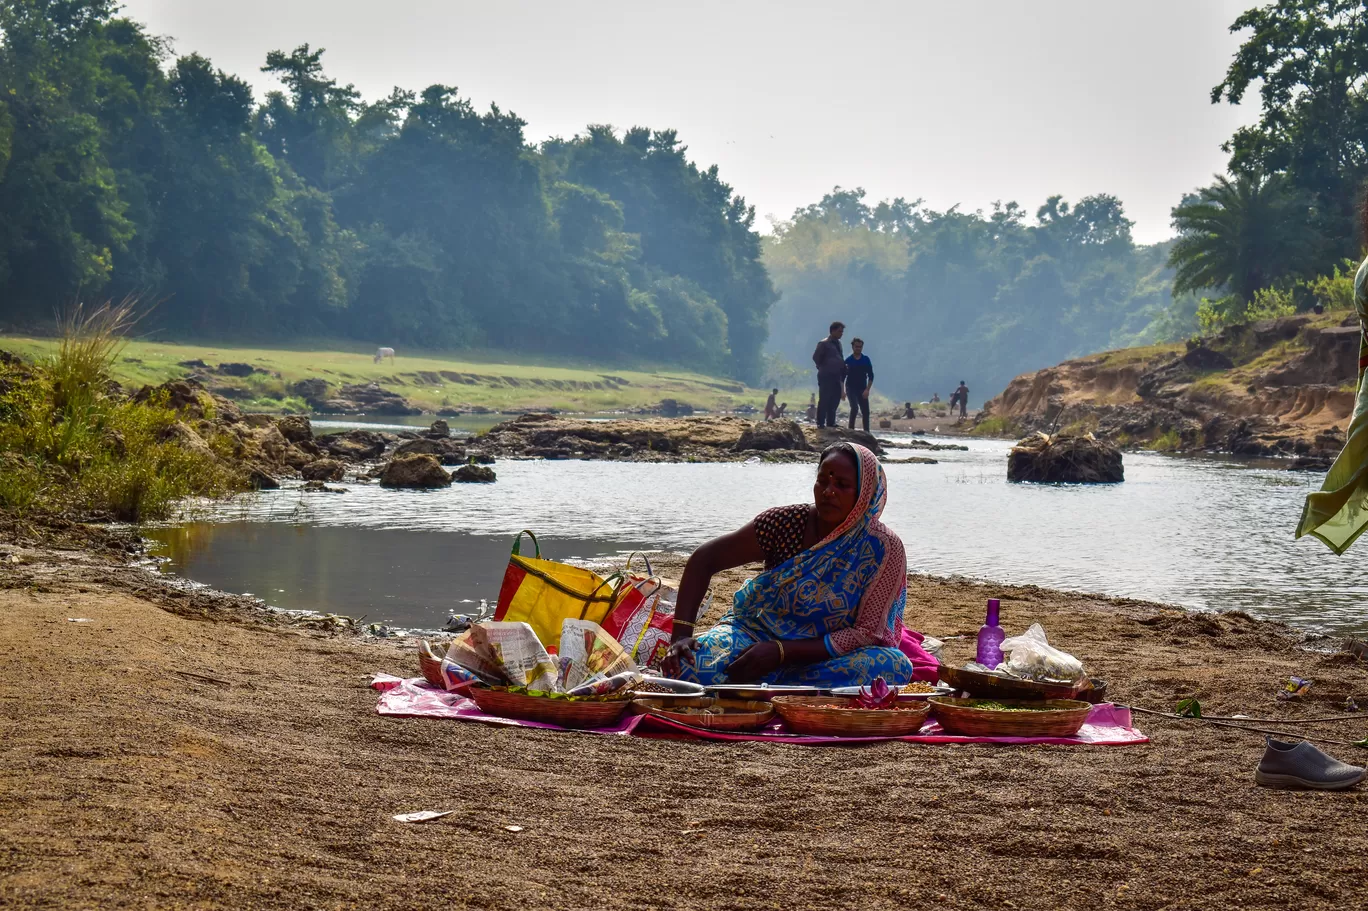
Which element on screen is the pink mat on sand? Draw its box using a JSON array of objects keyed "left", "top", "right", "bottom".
[{"left": 370, "top": 676, "right": 1148, "bottom": 746}]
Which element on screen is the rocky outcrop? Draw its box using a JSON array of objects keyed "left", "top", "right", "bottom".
[
  {"left": 733, "top": 420, "right": 810, "bottom": 452},
  {"left": 809, "top": 426, "right": 885, "bottom": 456},
  {"left": 885, "top": 438, "right": 969, "bottom": 452},
  {"left": 379, "top": 454, "right": 452, "bottom": 488},
  {"left": 301, "top": 480, "right": 346, "bottom": 493},
  {"left": 316, "top": 430, "right": 388, "bottom": 462},
  {"left": 301, "top": 458, "right": 345, "bottom": 482},
  {"left": 276, "top": 415, "right": 313, "bottom": 445},
  {"left": 976, "top": 313, "right": 1361, "bottom": 465},
  {"left": 134, "top": 378, "right": 242, "bottom": 425},
  {"left": 451, "top": 464, "right": 496, "bottom": 483},
  {"left": 475, "top": 414, "right": 833, "bottom": 463},
  {"left": 426, "top": 420, "right": 450, "bottom": 438},
  {"left": 468, "top": 415, "right": 913, "bottom": 463},
  {"left": 247, "top": 467, "right": 280, "bottom": 490},
  {"left": 1008, "top": 433, "right": 1124, "bottom": 484},
  {"left": 159, "top": 421, "right": 217, "bottom": 461},
  {"left": 318, "top": 383, "right": 419, "bottom": 416},
  {"left": 394, "top": 437, "right": 466, "bottom": 464},
  {"left": 289, "top": 378, "right": 331, "bottom": 407}
]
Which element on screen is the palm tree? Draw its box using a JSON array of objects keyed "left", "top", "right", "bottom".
[{"left": 1168, "top": 172, "right": 1317, "bottom": 302}]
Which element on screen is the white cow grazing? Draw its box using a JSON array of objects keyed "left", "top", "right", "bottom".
[{"left": 374, "top": 347, "right": 396, "bottom": 364}]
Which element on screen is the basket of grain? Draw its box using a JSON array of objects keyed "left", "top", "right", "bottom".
[
  {"left": 928, "top": 697, "right": 1092, "bottom": 737},
  {"left": 771, "top": 695, "right": 931, "bottom": 737}
]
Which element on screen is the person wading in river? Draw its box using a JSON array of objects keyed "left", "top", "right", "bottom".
[
  {"left": 764, "top": 389, "right": 787, "bottom": 421},
  {"left": 812, "top": 321, "right": 846, "bottom": 429}
]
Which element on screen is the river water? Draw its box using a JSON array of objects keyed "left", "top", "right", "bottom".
[{"left": 146, "top": 436, "right": 1368, "bottom": 635}]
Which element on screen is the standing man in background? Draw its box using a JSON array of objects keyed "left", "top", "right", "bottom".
[
  {"left": 955, "top": 380, "right": 970, "bottom": 419},
  {"left": 845, "top": 338, "right": 874, "bottom": 433},
  {"left": 811, "top": 321, "right": 846, "bottom": 429}
]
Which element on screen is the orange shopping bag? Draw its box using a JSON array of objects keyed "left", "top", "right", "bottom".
[{"left": 493, "top": 531, "right": 621, "bottom": 650}]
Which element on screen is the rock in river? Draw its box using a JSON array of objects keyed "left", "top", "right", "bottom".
[
  {"left": 394, "top": 437, "right": 466, "bottom": 464},
  {"left": 320, "top": 382, "right": 420, "bottom": 416},
  {"left": 301, "top": 458, "right": 345, "bottom": 482},
  {"left": 452, "top": 464, "right": 496, "bottom": 483},
  {"left": 1007, "top": 433, "right": 1123, "bottom": 484},
  {"left": 276, "top": 414, "right": 313, "bottom": 444},
  {"left": 733, "top": 420, "right": 811, "bottom": 452},
  {"left": 380, "top": 453, "right": 452, "bottom": 489},
  {"left": 317, "top": 430, "right": 388, "bottom": 462}
]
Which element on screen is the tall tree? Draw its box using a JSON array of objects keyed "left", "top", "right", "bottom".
[
  {"left": 1213, "top": 0, "right": 1368, "bottom": 259},
  {"left": 1168, "top": 172, "right": 1317, "bottom": 301},
  {"left": 0, "top": 0, "right": 131, "bottom": 314},
  {"left": 255, "top": 44, "right": 361, "bottom": 191}
]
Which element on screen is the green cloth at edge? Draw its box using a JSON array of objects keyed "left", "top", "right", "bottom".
[{"left": 1296, "top": 256, "right": 1368, "bottom": 554}]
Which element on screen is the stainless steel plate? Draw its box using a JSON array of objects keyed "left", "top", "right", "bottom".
[
  {"left": 829, "top": 684, "right": 954, "bottom": 701},
  {"left": 703, "top": 684, "right": 823, "bottom": 701}
]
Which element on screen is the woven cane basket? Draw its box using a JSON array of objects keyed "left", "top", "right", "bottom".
[
  {"left": 928, "top": 697, "right": 1092, "bottom": 737},
  {"left": 936, "top": 665, "right": 1083, "bottom": 700},
  {"left": 417, "top": 641, "right": 445, "bottom": 688},
  {"left": 632, "top": 697, "right": 774, "bottom": 731},
  {"left": 771, "top": 696, "right": 930, "bottom": 737},
  {"left": 470, "top": 686, "right": 631, "bottom": 728}
]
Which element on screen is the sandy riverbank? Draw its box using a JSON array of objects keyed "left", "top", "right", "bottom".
[{"left": 3, "top": 531, "right": 1368, "bottom": 910}]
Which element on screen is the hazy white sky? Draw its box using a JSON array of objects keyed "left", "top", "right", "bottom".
[{"left": 120, "top": 0, "right": 1260, "bottom": 244}]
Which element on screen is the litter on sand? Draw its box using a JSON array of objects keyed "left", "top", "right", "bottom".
[{"left": 392, "top": 811, "right": 455, "bottom": 823}]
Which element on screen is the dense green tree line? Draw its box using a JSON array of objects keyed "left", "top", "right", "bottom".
[
  {"left": 763, "top": 188, "right": 1196, "bottom": 403},
  {"left": 0, "top": 1, "right": 774, "bottom": 380}
]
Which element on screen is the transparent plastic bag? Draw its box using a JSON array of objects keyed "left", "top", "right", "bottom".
[{"left": 998, "top": 623, "right": 1085, "bottom": 684}]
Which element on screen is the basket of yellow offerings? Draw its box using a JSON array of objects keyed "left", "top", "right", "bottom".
[
  {"left": 631, "top": 697, "right": 774, "bottom": 732},
  {"left": 470, "top": 686, "right": 633, "bottom": 728},
  {"left": 928, "top": 697, "right": 1092, "bottom": 737},
  {"left": 771, "top": 695, "right": 931, "bottom": 737}
]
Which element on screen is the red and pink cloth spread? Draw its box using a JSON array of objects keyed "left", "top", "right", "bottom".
[{"left": 370, "top": 675, "right": 1148, "bottom": 747}]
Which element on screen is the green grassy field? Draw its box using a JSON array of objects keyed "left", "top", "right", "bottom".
[{"left": 0, "top": 335, "right": 770, "bottom": 414}]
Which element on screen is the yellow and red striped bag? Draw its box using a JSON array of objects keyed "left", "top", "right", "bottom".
[{"left": 493, "top": 531, "right": 621, "bottom": 650}]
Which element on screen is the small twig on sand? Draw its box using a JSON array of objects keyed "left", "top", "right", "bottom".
[
  {"left": 1196, "top": 712, "right": 1366, "bottom": 725},
  {"left": 169, "top": 669, "right": 231, "bottom": 687},
  {"left": 1126, "top": 706, "right": 1364, "bottom": 748}
]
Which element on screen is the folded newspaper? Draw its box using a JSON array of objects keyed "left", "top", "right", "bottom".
[
  {"left": 443, "top": 619, "right": 639, "bottom": 696},
  {"left": 468, "top": 621, "right": 558, "bottom": 690}
]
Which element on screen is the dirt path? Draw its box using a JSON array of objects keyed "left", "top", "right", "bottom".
[{"left": 3, "top": 540, "right": 1368, "bottom": 910}]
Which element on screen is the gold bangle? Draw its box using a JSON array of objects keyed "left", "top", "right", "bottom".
[
  {"left": 673, "top": 618, "right": 695, "bottom": 629},
  {"left": 775, "top": 640, "right": 786, "bottom": 664}
]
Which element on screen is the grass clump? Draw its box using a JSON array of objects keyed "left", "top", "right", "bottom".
[
  {"left": 1144, "top": 429, "right": 1183, "bottom": 452},
  {"left": 971, "top": 415, "right": 1024, "bottom": 439},
  {"left": 0, "top": 302, "right": 243, "bottom": 522}
]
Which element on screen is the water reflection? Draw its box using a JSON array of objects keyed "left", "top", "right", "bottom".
[
  {"left": 154, "top": 436, "right": 1368, "bottom": 635},
  {"left": 147, "top": 523, "right": 651, "bottom": 629}
]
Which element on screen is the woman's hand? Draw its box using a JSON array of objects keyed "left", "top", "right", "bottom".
[
  {"left": 725, "top": 641, "right": 783, "bottom": 683},
  {"left": 659, "top": 637, "right": 698, "bottom": 678}
]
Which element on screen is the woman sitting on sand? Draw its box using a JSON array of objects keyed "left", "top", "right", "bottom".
[{"left": 660, "top": 442, "right": 935, "bottom": 687}]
